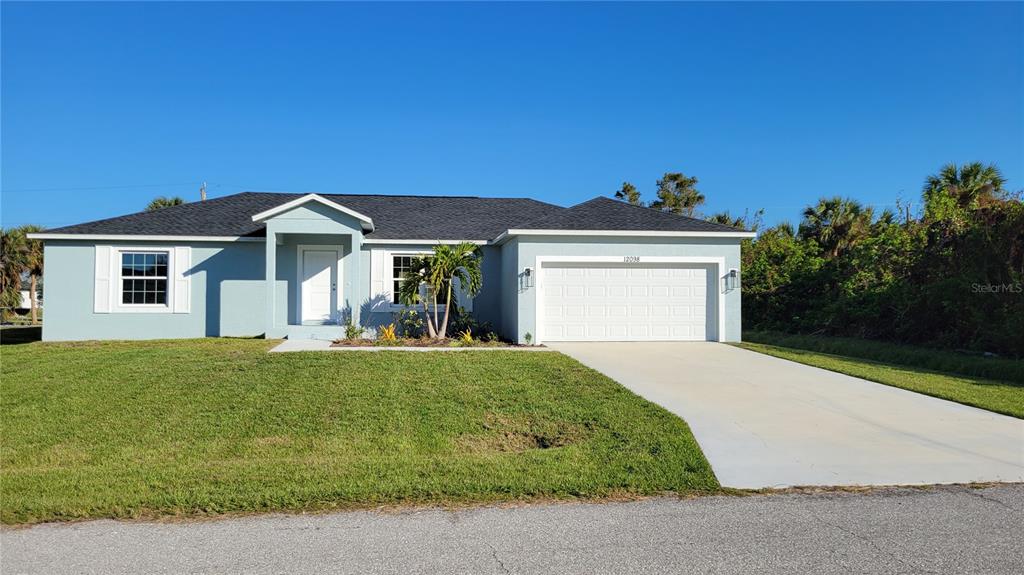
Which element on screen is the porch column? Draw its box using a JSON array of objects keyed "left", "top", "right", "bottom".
[{"left": 265, "top": 230, "right": 276, "bottom": 336}]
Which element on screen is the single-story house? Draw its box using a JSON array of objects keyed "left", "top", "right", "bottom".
[{"left": 28, "top": 192, "right": 754, "bottom": 343}]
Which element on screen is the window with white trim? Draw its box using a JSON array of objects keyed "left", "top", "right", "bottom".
[
  {"left": 392, "top": 255, "right": 414, "bottom": 305},
  {"left": 120, "top": 251, "right": 169, "bottom": 305}
]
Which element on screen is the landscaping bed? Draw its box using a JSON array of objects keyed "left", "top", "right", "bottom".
[
  {"left": 1, "top": 338, "right": 717, "bottom": 525},
  {"left": 331, "top": 337, "right": 521, "bottom": 348}
]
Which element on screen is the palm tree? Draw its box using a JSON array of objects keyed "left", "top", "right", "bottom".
[
  {"left": 18, "top": 225, "right": 44, "bottom": 324},
  {"left": 146, "top": 196, "right": 185, "bottom": 211},
  {"left": 397, "top": 242, "right": 483, "bottom": 340},
  {"left": 706, "top": 209, "right": 764, "bottom": 232},
  {"left": 798, "top": 197, "right": 874, "bottom": 258},
  {"left": 398, "top": 255, "right": 439, "bottom": 338},
  {"left": 430, "top": 242, "right": 483, "bottom": 337},
  {"left": 613, "top": 182, "right": 642, "bottom": 205},
  {"left": 0, "top": 228, "right": 29, "bottom": 319},
  {"left": 650, "top": 172, "right": 704, "bottom": 217},
  {"left": 923, "top": 162, "right": 1006, "bottom": 212}
]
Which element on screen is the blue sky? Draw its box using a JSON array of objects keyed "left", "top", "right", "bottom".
[{"left": 2, "top": 1, "right": 1021, "bottom": 230}]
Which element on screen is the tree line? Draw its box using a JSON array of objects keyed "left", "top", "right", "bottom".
[{"left": 615, "top": 163, "right": 1023, "bottom": 357}]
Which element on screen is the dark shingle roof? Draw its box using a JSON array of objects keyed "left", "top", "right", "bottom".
[
  {"left": 513, "top": 197, "right": 746, "bottom": 233},
  {"left": 44, "top": 192, "right": 745, "bottom": 239}
]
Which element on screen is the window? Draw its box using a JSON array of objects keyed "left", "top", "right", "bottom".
[
  {"left": 392, "top": 255, "right": 414, "bottom": 304},
  {"left": 120, "top": 251, "right": 168, "bottom": 305}
]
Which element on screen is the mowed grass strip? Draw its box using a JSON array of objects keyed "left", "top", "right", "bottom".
[
  {"left": 0, "top": 339, "right": 717, "bottom": 525},
  {"left": 736, "top": 341, "right": 1024, "bottom": 419}
]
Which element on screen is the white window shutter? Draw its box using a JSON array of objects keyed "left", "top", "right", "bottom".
[
  {"left": 172, "top": 247, "right": 191, "bottom": 313},
  {"left": 94, "top": 246, "right": 113, "bottom": 313},
  {"left": 370, "top": 249, "right": 388, "bottom": 310}
]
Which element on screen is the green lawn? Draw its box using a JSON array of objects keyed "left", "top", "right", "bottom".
[
  {"left": 736, "top": 339, "right": 1024, "bottom": 419},
  {"left": 0, "top": 339, "right": 717, "bottom": 525}
]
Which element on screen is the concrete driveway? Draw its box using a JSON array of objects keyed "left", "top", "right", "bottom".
[{"left": 551, "top": 342, "right": 1024, "bottom": 488}]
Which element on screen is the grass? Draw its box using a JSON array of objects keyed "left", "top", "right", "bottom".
[
  {"left": 744, "top": 331, "right": 1024, "bottom": 384},
  {"left": 736, "top": 339, "right": 1024, "bottom": 419},
  {"left": 0, "top": 339, "right": 717, "bottom": 525}
]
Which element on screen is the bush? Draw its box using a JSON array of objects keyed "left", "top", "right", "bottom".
[
  {"left": 344, "top": 320, "right": 365, "bottom": 340},
  {"left": 394, "top": 308, "right": 425, "bottom": 338},
  {"left": 447, "top": 306, "right": 495, "bottom": 340}
]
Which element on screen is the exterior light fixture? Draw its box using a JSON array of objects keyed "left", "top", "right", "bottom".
[
  {"left": 726, "top": 268, "right": 739, "bottom": 291},
  {"left": 523, "top": 267, "right": 534, "bottom": 288}
]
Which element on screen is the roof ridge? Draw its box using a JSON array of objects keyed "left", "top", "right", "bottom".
[
  {"left": 587, "top": 196, "right": 744, "bottom": 232},
  {"left": 238, "top": 190, "right": 560, "bottom": 203}
]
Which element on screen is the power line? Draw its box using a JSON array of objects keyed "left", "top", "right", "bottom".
[{"left": 0, "top": 182, "right": 203, "bottom": 194}]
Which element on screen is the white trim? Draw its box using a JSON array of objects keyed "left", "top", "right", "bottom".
[
  {"left": 93, "top": 246, "right": 113, "bottom": 313},
  {"left": 493, "top": 229, "right": 755, "bottom": 244},
  {"left": 385, "top": 250, "right": 449, "bottom": 312},
  {"left": 111, "top": 246, "right": 177, "bottom": 314},
  {"left": 29, "top": 233, "right": 262, "bottom": 242},
  {"left": 533, "top": 255, "right": 727, "bottom": 345},
  {"left": 172, "top": 247, "right": 191, "bottom": 314},
  {"left": 362, "top": 239, "right": 487, "bottom": 245},
  {"left": 296, "top": 244, "right": 344, "bottom": 324},
  {"left": 251, "top": 193, "right": 375, "bottom": 231}
]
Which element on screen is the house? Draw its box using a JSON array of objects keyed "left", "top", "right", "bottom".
[{"left": 28, "top": 192, "right": 754, "bottom": 343}]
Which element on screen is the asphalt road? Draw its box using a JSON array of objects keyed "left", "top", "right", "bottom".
[{"left": 2, "top": 485, "right": 1022, "bottom": 574}]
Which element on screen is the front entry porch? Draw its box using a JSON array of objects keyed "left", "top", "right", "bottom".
[
  {"left": 264, "top": 231, "right": 360, "bottom": 340},
  {"left": 253, "top": 194, "right": 375, "bottom": 340}
]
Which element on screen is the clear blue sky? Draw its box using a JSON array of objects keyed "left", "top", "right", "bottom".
[{"left": 2, "top": 1, "right": 1021, "bottom": 230}]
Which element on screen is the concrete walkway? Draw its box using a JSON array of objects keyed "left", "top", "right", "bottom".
[
  {"left": 551, "top": 342, "right": 1024, "bottom": 488},
  {"left": 3, "top": 485, "right": 1021, "bottom": 574}
]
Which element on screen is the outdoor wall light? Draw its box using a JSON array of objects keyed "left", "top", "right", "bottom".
[
  {"left": 726, "top": 268, "right": 740, "bottom": 291},
  {"left": 523, "top": 267, "right": 534, "bottom": 288}
]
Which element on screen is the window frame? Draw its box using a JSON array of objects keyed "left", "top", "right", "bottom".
[
  {"left": 115, "top": 248, "right": 173, "bottom": 312},
  {"left": 388, "top": 252, "right": 447, "bottom": 311}
]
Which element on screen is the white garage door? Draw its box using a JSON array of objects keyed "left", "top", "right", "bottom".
[{"left": 541, "top": 263, "right": 711, "bottom": 342}]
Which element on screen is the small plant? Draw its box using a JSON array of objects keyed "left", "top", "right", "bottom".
[
  {"left": 344, "top": 320, "right": 365, "bottom": 340},
  {"left": 394, "top": 308, "right": 424, "bottom": 338},
  {"left": 379, "top": 323, "right": 397, "bottom": 342},
  {"left": 524, "top": 332, "right": 533, "bottom": 346},
  {"left": 459, "top": 328, "right": 474, "bottom": 344}
]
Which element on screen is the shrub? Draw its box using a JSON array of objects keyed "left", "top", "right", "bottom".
[
  {"left": 394, "top": 308, "right": 425, "bottom": 338},
  {"left": 344, "top": 320, "right": 365, "bottom": 340},
  {"left": 379, "top": 323, "right": 397, "bottom": 342}
]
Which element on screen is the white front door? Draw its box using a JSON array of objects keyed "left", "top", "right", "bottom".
[
  {"left": 541, "top": 263, "right": 712, "bottom": 341},
  {"left": 301, "top": 249, "right": 338, "bottom": 323}
]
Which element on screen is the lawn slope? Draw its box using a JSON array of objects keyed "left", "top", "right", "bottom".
[
  {"left": 737, "top": 338, "right": 1023, "bottom": 419},
  {"left": 1, "top": 339, "right": 717, "bottom": 525}
]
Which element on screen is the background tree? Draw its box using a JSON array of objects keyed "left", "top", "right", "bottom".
[
  {"left": 0, "top": 228, "right": 29, "bottom": 320},
  {"left": 146, "top": 196, "right": 185, "bottom": 211},
  {"left": 706, "top": 208, "right": 764, "bottom": 232},
  {"left": 18, "top": 225, "right": 44, "bottom": 324},
  {"left": 923, "top": 162, "right": 1006, "bottom": 213},
  {"left": 650, "top": 172, "right": 704, "bottom": 217},
  {"left": 798, "top": 197, "right": 874, "bottom": 258},
  {"left": 741, "top": 162, "right": 1022, "bottom": 357},
  {"left": 613, "top": 182, "right": 642, "bottom": 205}
]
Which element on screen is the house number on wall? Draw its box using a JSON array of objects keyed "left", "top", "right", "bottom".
[{"left": 623, "top": 256, "right": 641, "bottom": 263}]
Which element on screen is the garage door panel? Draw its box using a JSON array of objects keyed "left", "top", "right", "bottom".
[{"left": 542, "top": 262, "right": 711, "bottom": 342}]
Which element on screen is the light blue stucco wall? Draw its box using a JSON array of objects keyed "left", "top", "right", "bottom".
[
  {"left": 505, "top": 236, "right": 744, "bottom": 344},
  {"left": 41, "top": 240, "right": 266, "bottom": 341},
  {"left": 39, "top": 229, "right": 743, "bottom": 343}
]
